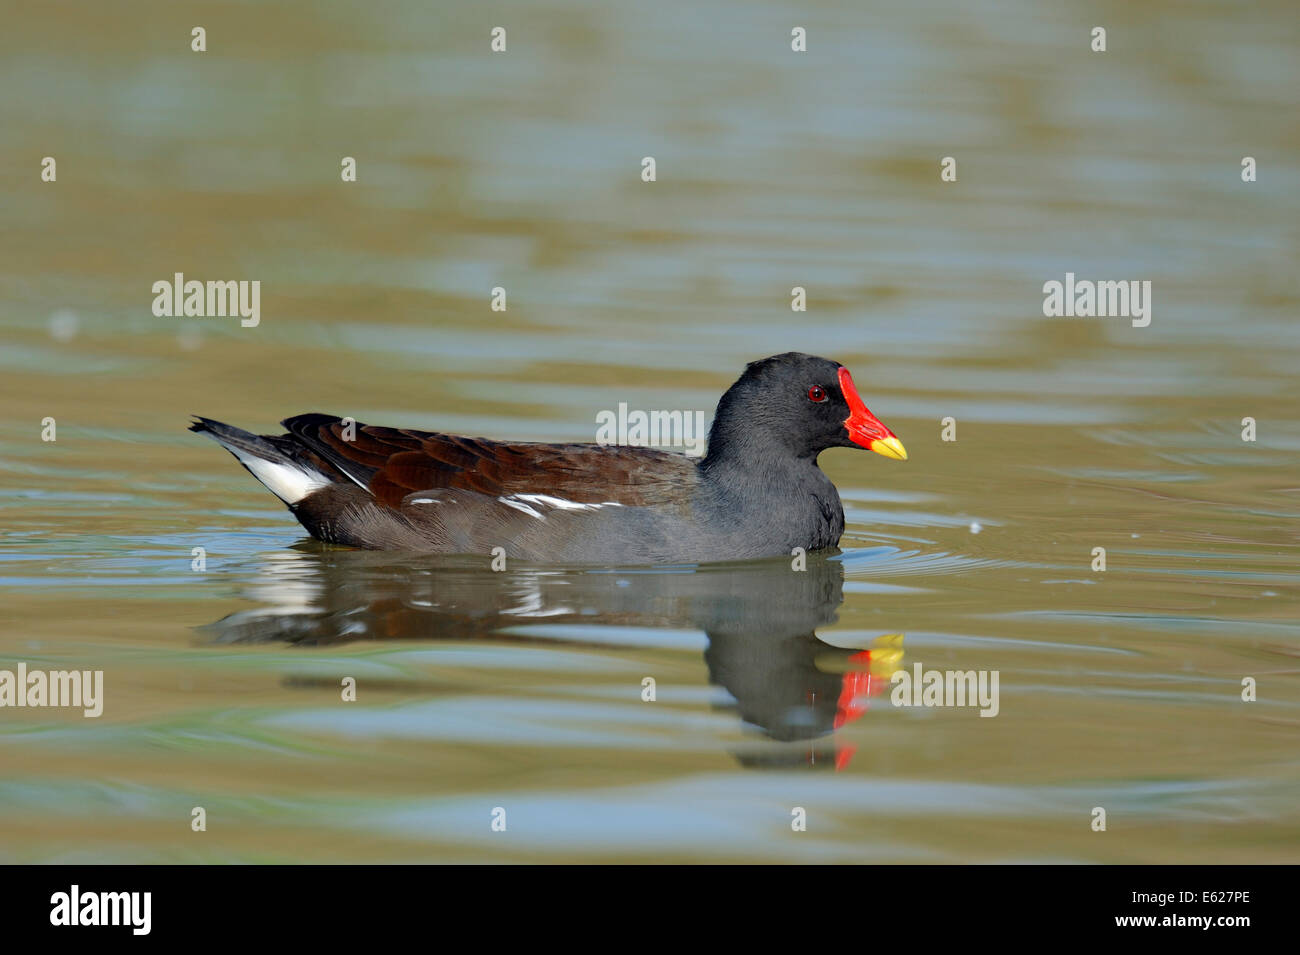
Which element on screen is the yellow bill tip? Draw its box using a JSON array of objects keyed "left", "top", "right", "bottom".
[{"left": 869, "top": 436, "right": 907, "bottom": 461}]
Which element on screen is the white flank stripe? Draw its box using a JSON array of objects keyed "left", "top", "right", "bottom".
[
  {"left": 509, "top": 494, "right": 624, "bottom": 512},
  {"left": 498, "top": 497, "right": 545, "bottom": 519}
]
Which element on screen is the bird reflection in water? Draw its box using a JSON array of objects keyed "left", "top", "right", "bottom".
[{"left": 199, "top": 547, "right": 903, "bottom": 769}]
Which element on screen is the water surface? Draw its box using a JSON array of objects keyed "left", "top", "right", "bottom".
[{"left": 1, "top": 0, "right": 1297, "bottom": 863}]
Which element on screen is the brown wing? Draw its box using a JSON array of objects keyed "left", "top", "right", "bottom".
[{"left": 281, "top": 414, "right": 697, "bottom": 509}]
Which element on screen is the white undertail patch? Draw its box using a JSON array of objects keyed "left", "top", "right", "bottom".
[{"left": 232, "top": 450, "right": 329, "bottom": 505}]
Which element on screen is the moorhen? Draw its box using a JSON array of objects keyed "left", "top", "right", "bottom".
[{"left": 190, "top": 352, "right": 906, "bottom": 563}]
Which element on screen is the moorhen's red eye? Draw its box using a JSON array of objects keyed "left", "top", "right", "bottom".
[{"left": 807, "top": 385, "right": 827, "bottom": 403}]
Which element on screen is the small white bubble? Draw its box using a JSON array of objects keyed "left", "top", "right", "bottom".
[
  {"left": 48, "top": 309, "right": 78, "bottom": 341},
  {"left": 969, "top": 521, "right": 982, "bottom": 534},
  {"left": 1131, "top": 533, "right": 1139, "bottom": 539}
]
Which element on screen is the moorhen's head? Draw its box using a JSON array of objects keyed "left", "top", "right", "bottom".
[{"left": 704, "top": 352, "right": 907, "bottom": 465}]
